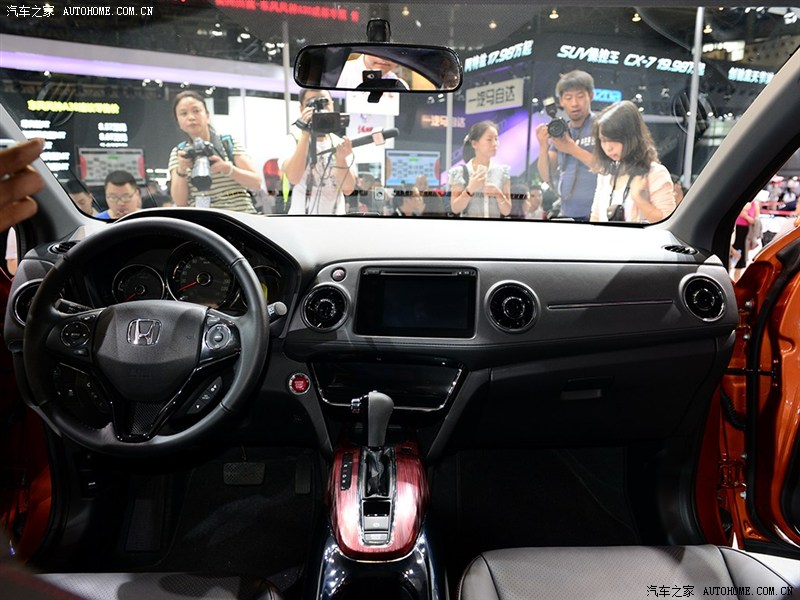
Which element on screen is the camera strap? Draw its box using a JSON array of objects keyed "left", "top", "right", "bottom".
[
  {"left": 608, "top": 170, "right": 632, "bottom": 206},
  {"left": 557, "top": 117, "right": 592, "bottom": 204}
]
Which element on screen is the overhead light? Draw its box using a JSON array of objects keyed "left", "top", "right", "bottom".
[
  {"left": 489, "top": 20, "right": 497, "bottom": 29},
  {"left": 703, "top": 23, "right": 712, "bottom": 34},
  {"left": 549, "top": 8, "right": 559, "bottom": 19},
  {"left": 415, "top": 19, "right": 421, "bottom": 28},
  {"left": 402, "top": 5, "right": 409, "bottom": 16},
  {"left": 784, "top": 11, "right": 797, "bottom": 24},
  {"left": 632, "top": 12, "right": 641, "bottom": 22}
]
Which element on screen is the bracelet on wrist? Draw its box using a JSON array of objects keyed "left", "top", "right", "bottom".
[
  {"left": 464, "top": 189, "right": 473, "bottom": 197},
  {"left": 175, "top": 170, "right": 188, "bottom": 178},
  {"left": 226, "top": 162, "right": 234, "bottom": 176}
]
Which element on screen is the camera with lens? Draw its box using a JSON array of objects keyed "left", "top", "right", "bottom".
[
  {"left": 543, "top": 96, "right": 568, "bottom": 138},
  {"left": 181, "top": 137, "right": 217, "bottom": 191},
  {"left": 307, "top": 97, "right": 350, "bottom": 136}
]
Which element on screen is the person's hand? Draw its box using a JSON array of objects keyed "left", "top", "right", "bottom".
[
  {"left": 300, "top": 105, "right": 316, "bottom": 128},
  {"left": 535, "top": 123, "right": 550, "bottom": 147},
  {"left": 175, "top": 150, "right": 194, "bottom": 175},
  {"left": 630, "top": 175, "right": 651, "bottom": 206},
  {"left": 410, "top": 194, "right": 425, "bottom": 215},
  {"left": 466, "top": 168, "right": 486, "bottom": 194},
  {"left": 1, "top": 138, "right": 44, "bottom": 231},
  {"left": 549, "top": 131, "right": 577, "bottom": 155},
  {"left": 482, "top": 183, "right": 504, "bottom": 198},
  {"left": 208, "top": 155, "right": 234, "bottom": 176},
  {"left": 335, "top": 137, "right": 353, "bottom": 163}
]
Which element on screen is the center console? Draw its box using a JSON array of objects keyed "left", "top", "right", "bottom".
[{"left": 307, "top": 392, "right": 446, "bottom": 600}]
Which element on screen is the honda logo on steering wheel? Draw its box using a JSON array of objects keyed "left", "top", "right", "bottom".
[{"left": 127, "top": 319, "right": 162, "bottom": 346}]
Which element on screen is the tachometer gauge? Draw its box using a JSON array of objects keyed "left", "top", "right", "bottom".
[
  {"left": 166, "top": 243, "right": 236, "bottom": 308},
  {"left": 112, "top": 265, "right": 165, "bottom": 303}
]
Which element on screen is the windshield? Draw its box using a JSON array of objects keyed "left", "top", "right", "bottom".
[{"left": 1, "top": 3, "right": 798, "bottom": 223}]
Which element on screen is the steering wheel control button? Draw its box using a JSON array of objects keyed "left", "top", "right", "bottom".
[
  {"left": 288, "top": 373, "right": 311, "bottom": 395},
  {"left": 61, "top": 321, "right": 91, "bottom": 348},
  {"left": 205, "top": 323, "right": 233, "bottom": 350},
  {"left": 188, "top": 376, "right": 223, "bottom": 415}
]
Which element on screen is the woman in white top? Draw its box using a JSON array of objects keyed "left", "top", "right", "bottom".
[
  {"left": 589, "top": 101, "right": 675, "bottom": 223},
  {"left": 448, "top": 121, "right": 512, "bottom": 218}
]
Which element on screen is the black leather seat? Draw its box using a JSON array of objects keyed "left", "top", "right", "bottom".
[
  {"left": 458, "top": 545, "right": 796, "bottom": 600},
  {"left": 1, "top": 569, "right": 284, "bottom": 600}
]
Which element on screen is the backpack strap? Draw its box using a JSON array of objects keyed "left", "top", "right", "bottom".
[{"left": 219, "top": 134, "right": 236, "bottom": 163}]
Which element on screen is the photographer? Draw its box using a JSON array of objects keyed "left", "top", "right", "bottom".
[
  {"left": 535, "top": 70, "right": 596, "bottom": 221},
  {"left": 168, "top": 90, "right": 261, "bottom": 213},
  {"left": 280, "top": 90, "right": 356, "bottom": 215}
]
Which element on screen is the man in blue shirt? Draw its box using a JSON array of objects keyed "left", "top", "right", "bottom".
[
  {"left": 536, "top": 70, "right": 596, "bottom": 221},
  {"left": 96, "top": 170, "right": 141, "bottom": 219}
]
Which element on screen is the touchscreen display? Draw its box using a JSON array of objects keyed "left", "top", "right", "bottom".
[{"left": 355, "top": 269, "right": 476, "bottom": 338}]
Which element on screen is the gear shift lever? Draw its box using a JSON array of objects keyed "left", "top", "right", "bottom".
[
  {"left": 366, "top": 391, "right": 394, "bottom": 447},
  {"left": 349, "top": 391, "right": 394, "bottom": 498}
]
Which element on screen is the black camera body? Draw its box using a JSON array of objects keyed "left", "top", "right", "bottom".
[
  {"left": 312, "top": 111, "right": 350, "bottom": 136},
  {"left": 181, "top": 137, "right": 218, "bottom": 191},
  {"left": 306, "top": 96, "right": 350, "bottom": 136},
  {"left": 606, "top": 203, "right": 625, "bottom": 222},
  {"left": 543, "top": 96, "right": 568, "bottom": 138}
]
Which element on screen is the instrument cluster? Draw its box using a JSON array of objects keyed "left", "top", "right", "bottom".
[{"left": 90, "top": 233, "right": 286, "bottom": 314}]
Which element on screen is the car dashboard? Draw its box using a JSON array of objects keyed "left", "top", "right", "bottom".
[{"left": 4, "top": 209, "right": 739, "bottom": 450}]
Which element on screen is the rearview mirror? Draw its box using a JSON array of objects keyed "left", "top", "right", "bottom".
[{"left": 294, "top": 43, "right": 462, "bottom": 92}]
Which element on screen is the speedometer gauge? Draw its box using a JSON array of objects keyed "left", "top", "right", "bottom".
[
  {"left": 112, "top": 265, "right": 165, "bottom": 303},
  {"left": 166, "top": 243, "right": 236, "bottom": 308}
]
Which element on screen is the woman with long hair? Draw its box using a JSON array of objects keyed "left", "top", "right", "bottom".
[
  {"left": 448, "top": 120, "right": 512, "bottom": 217},
  {"left": 168, "top": 90, "right": 262, "bottom": 213},
  {"left": 589, "top": 100, "right": 675, "bottom": 223}
]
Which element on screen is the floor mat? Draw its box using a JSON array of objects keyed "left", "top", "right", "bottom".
[
  {"left": 429, "top": 447, "right": 640, "bottom": 584},
  {"left": 156, "top": 448, "right": 320, "bottom": 581}
]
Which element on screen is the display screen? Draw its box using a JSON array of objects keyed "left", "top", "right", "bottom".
[
  {"left": 355, "top": 268, "right": 476, "bottom": 338},
  {"left": 385, "top": 150, "right": 441, "bottom": 187}
]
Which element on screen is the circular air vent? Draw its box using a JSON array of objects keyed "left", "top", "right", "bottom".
[
  {"left": 487, "top": 282, "right": 537, "bottom": 333},
  {"left": 302, "top": 285, "right": 348, "bottom": 331},
  {"left": 49, "top": 240, "right": 78, "bottom": 254},
  {"left": 663, "top": 244, "right": 698, "bottom": 255},
  {"left": 12, "top": 279, "right": 43, "bottom": 325},
  {"left": 682, "top": 276, "right": 726, "bottom": 322}
]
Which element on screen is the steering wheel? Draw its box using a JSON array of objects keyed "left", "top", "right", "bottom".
[{"left": 23, "top": 217, "right": 269, "bottom": 456}]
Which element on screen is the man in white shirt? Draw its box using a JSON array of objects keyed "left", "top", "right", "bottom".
[
  {"left": 279, "top": 90, "right": 357, "bottom": 215},
  {"left": 336, "top": 54, "right": 409, "bottom": 90}
]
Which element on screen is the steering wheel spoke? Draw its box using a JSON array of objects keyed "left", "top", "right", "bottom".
[
  {"left": 200, "top": 309, "right": 242, "bottom": 364},
  {"left": 109, "top": 395, "right": 182, "bottom": 443},
  {"left": 44, "top": 307, "right": 104, "bottom": 371}
]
